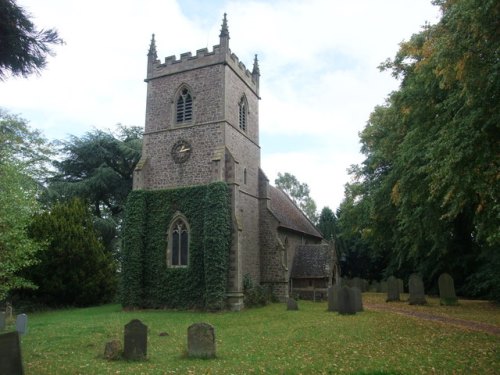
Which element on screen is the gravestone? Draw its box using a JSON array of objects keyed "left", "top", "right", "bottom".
[
  {"left": 0, "top": 331, "right": 24, "bottom": 375},
  {"left": 286, "top": 298, "right": 298, "bottom": 311},
  {"left": 338, "top": 286, "right": 356, "bottom": 315},
  {"left": 352, "top": 287, "right": 363, "bottom": 312},
  {"left": 327, "top": 285, "right": 341, "bottom": 312},
  {"left": 104, "top": 339, "right": 122, "bottom": 360},
  {"left": 187, "top": 323, "right": 216, "bottom": 358},
  {"left": 15, "top": 314, "right": 28, "bottom": 335},
  {"left": 5, "top": 303, "right": 13, "bottom": 320},
  {"left": 408, "top": 273, "right": 427, "bottom": 305},
  {"left": 0, "top": 312, "right": 5, "bottom": 331},
  {"left": 397, "top": 278, "right": 404, "bottom": 294},
  {"left": 438, "top": 273, "right": 458, "bottom": 305},
  {"left": 351, "top": 277, "right": 362, "bottom": 290},
  {"left": 123, "top": 319, "right": 147, "bottom": 360},
  {"left": 386, "top": 276, "right": 400, "bottom": 302}
]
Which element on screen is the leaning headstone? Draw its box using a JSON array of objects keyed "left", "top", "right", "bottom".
[
  {"left": 0, "top": 312, "right": 5, "bottom": 331},
  {"left": 104, "top": 339, "right": 122, "bottom": 360},
  {"left": 338, "top": 286, "right": 356, "bottom": 315},
  {"left": 286, "top": 298, "right": 298, "bottom": 311},
  {"left": 327, "top": 285, "right": 341, "bottom": 312},
  {"left": 187, "top": 323, "right": 216, "bottom": 359},
  {"left": 352, "top": 287, "right": 363, "bottom": 312},
  {"left": 408, "top": 273, "right": 427, "bottom": 305},
  {"left": 386, "top": 276, "right": 400, "bottom": 302},
  {"left": 123, "top": 319, "right": 147, "bottom": 360},
  {"left": 438, "top": 273, "right": 458, "bottom": 305},
  {"left": 397, "top": 278, "right": 404, "bottom": 294},
  {"left": 15, "top": 314, "right": 28, "bottom": 335},
  {"left": 0, "top": 331, "right": 24, "bottom": 375}
]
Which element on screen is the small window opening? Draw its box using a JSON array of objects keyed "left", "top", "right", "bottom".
[
  {"left": 176, "top": 88, "right": 193, "bottom": 124},
  {"left": 239, "top": 97, "right": 247, "bottom": 131},
  {"left": 243, "top": 168, "right": 247, "bottom": 184},
  {"left": 171, "top": 219, "right": 189, "bottom": 266}
]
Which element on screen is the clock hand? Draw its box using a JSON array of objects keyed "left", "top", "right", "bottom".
[{"left": 179, "top": 145, "right": 191, "bottom": 153}]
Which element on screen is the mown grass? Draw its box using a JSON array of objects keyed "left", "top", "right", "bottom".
[{"left": 6, "top": 295, "right": 499, "bottom": 374}]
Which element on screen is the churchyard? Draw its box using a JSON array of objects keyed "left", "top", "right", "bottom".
[{"left": 1, "top": 293, "right": 498, "bottom": 374}]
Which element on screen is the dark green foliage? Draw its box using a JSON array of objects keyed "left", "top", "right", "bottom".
[
  {"left": 48, "top": 126, "right": 142, "bottom": 255},
  {"left": 0, "top": 0, "right": 63, "bottom": 79},
  {"left": 121, "top": 182, "right": 231, "bottom": 310},
  {"left": 243, "top": 274, "right": 276, "bottom": 308},
  {"left": 336, "top": 0, "right": 500, "bottom": 300},
  {"left": 275, "top": 172, "right": 318, "bottom": 224},
  {"left": 317, "top": 207, "right": 336, "bottom": 241},
  {"left": 25, "top": 198, "right": 117, "bottom": 306}
]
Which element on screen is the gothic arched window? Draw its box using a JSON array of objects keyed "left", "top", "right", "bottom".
[
  {"left": 176, "top": 88, "right": 193, "bottom": 124},
  {"left": 238, "top": 96, "right": 247, "bottom": 131},
  {"left": 168, "top": 216, "right": 189, "bottom": 267}
]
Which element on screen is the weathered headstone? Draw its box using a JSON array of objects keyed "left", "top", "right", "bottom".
[
  {"left": 386, "top": 276, "right": 400, "bottom": 302},
  {"left": 438, "top": 273, "right": 458, "bottom": 305},
  {"left": 104, "top": 339, "right": 122, "bottom": 360},
  {"left": 397, "top": 278, "right": 404, "bottom": 294},
  {"left": 327, "top": 285, "right": 341, "bottom": 312},
  {"left": 352, "top": 287, "right": 363, "bottom": 312},
  {"left": 0, "top": 312, "right": 5, "bottom": 331},
  {"left": 187, "top": 323, "right": 216, "bottom": 358},
  {"left": 5, "top": 303, "right": 13, "bottom": 320},
  {"left": 338, "top": 286, "right": 356, "bottom": 315},
  {"left": 361, "top": 279, "right": 369, "bottom": 292},
  {"left": 15, "top": 314, "right": 28, "bottom": 335},
  {"left": 408, "top": 273, "right": 427, "bottom": 305},
  {"left": 0, "top": 331, "right": 24, "bottom": 375},
  {"left": 286, "top": 298, "right": 298, "bottom": 311},
  {"left": 123, "top": 319, "right": 147, "bottom": 360}
]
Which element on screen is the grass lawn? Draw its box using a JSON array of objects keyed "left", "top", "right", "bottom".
[{"left": 5, "top": 293, "right": 499, "bottom": 374}]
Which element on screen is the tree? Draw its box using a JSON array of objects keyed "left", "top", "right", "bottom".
[
  {"left": 25, "top": 198, "right": 117, "bottom": 306},
  {"left": 341, "top": 0, "right": 499, "bottom": 299},
  {"left": 0, "top": 0, "right": 63, "bottom": 79},
  {"left": 317, "top": 207, "right": 337, "bottom": 241},
  {"left": 274, "top": 172, "right": 318, "bottom": 223},
  {"left": 0, "top": 109, "right": 53, "bottom": 299}
]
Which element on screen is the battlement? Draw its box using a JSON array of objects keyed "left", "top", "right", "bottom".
[{"left": 147, "top": 43, "right": 259, "bottom": 93}]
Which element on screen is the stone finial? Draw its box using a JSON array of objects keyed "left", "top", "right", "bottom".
[
  {"left": 252, "top": 54, "right": 260, "bottom": 77},
  {"left": 219, "top": 13, "right": 230, "bottom": 39},
  {"left": 148, "top": 33, "right": 157, "bottom": 59}
]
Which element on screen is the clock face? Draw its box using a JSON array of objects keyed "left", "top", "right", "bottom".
[{"left": 171, "top": 140, "right": 192, "bottom": 164}]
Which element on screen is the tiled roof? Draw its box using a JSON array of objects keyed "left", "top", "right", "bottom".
[
  {"left": 268, "top": 186, "right": 322, "bottom": 239},
  {"left": 291, "top": 244, "right": 332, "bottom": 278}
]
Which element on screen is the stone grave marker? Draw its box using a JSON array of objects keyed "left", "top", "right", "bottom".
[
  {"left": 352, "top": 287, "right": 363, "bottom": 312},
  {"left": 408, "top": 273, "right": 427, "bottom": 305},
  {"left": 286, "top": 298, "right": 298, "bottom": 311},
  {"left": 123, "top": 319, "right": 147, "bottom": 360},
  {"left": 15, "top": 314, "right": 28, "bottom": 335},
  {"left": 327, "top": 285, "right": 341, "bottom": 312},
  {"left": 0, "top": 331, "right": 24, "bottom": 375},
  {"left": 386, "top": 276, "right": 400, "bottom": 302},
  {"left": 369, "top": 281, "right": 380, "bottom": 292},
  {"left": 104, "top": 339, "right": 122, "bottom": 360},
  {"left": 438, "top": 273, "right": 458, "bottom": 305},
  {"left": 0, "top": 312, "right": 5, "bottom": 331},
  {"left": 187, "top": 323, "right": 216, "bottom": 358},
  {"left": 5, "top": 303, "right": 13, "bottom": 320},
  {"left": 338, "top": 286, "right": 356, "bottom": 315}
]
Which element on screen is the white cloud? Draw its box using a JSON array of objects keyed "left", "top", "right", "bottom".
[{"left": 1, "top": 0, "right": 440, "bottom": 211}]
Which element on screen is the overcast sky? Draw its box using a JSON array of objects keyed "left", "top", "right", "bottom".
[{"left": 1, "top": 0, "right": 441, "bottom": 212}]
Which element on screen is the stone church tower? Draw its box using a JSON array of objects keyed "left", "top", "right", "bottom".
[
  {"left": 128, "top": 14, "right": 324, "bottom": 311},
  {"left": 134, "top": 14, "right": 262, "bottom": 310}
]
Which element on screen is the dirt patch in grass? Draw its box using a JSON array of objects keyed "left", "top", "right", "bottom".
[{"left": 365, "top": 302, "right": 500, "bottom": 336}]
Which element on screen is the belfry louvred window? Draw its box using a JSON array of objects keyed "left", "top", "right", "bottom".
[
  {"left": 239, "top": 96, "right": 247, "bottom": 131},
  {"left": 171, "top": 219, "right": 189, "bottom": 266},
  {"left": 176, "top": 88, "right": 193, "bottom": 123}
]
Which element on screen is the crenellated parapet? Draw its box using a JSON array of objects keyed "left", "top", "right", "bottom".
[{"left": 146, "top": 14, "right": 259, "bottom": 95}]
